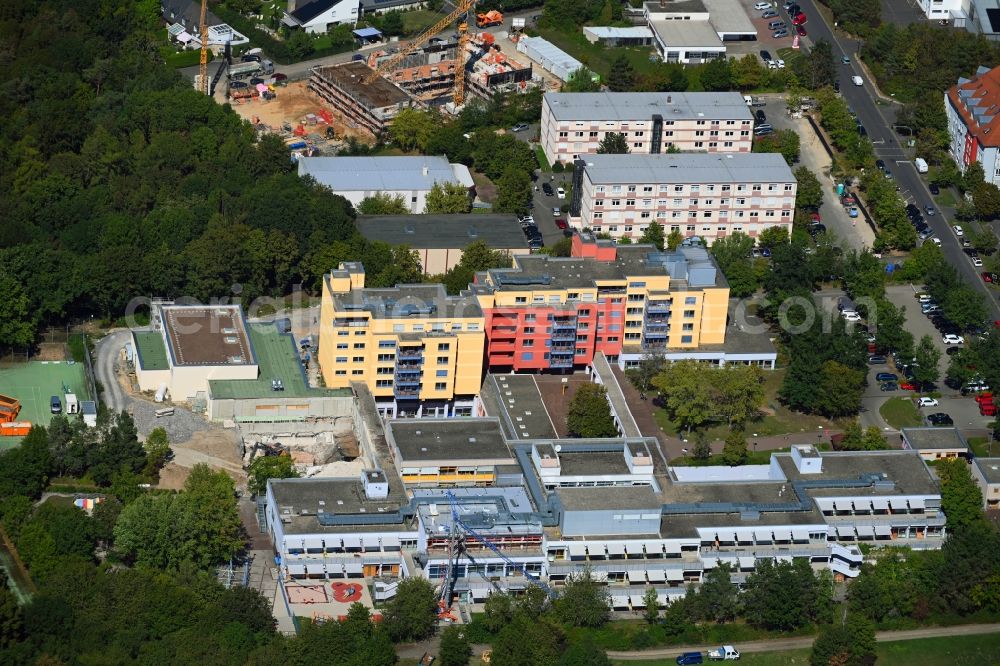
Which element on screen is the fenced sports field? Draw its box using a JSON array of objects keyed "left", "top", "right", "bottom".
[{"left": 0, "top": 361, "right": 91, "bottom": 446}]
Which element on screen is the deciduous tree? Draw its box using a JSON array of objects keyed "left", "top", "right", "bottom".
[
  {"left": 555, "top": 569, "right": 611, "bottom": 628},
  {"left": 596, "top": 132, "right": 629, "bottom": 154},
  {"left": 438, "top": 625, "right": 472, "bottom": 666},
  {"left": 247, "top": 455, "right": 299, "bottom": 496},
  {"left": 383, "top": 577, "right": 438, "bottom": 642},
  {"left": 567, "top": 384, "right": 618, "bottom": 438},
  {"left": 425, "top": 181, "right": 472, "bottom": 214},
  {"left": 639, "top": 221, "right": 665, "bottom": 250},
  {"left": 357, "top": 192, "right": 409, "bottom": 215}
]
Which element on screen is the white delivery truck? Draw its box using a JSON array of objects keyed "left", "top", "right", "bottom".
[
  {"left": 708, "top": 645, "right": 741, "bottom": 660},
  {"left": 915, "top": 157, "right": 929, "bottom": 173}
]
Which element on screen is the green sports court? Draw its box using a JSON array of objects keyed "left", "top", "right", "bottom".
[{"left": 0, "top": 361, "right": 92, "bottom": 446}]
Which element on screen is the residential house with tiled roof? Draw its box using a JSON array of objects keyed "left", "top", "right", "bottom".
[{"left": 946, "top": 64, "right": 1000, "bottom": 184}]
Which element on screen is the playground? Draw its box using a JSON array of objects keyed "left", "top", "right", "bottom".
[
  {"left": 283, "top": 579, "right": 376, "bottom": 624},
  {"left": 0, "top": 361, "right": 91, "bottom": 446}
]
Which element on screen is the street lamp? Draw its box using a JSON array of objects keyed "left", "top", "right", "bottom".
[
  {"left": 817, "top": 425, "right": 824, "bottom": 447},
  {"left": 753, "top": 433, "right": 758, "bottom": 455}
]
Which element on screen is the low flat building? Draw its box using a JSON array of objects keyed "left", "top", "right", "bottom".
[
  {"left": 900, "top": 427, "right": 970, "bottom": 461},
  {"left": 971, "top": 457, "right": 1000, "bottom": 509},
  {"left": 649, "top": 19, "right": 726, "bottom": 64},
  {"left": 540, "top": 91, "right": 753, "bottom": 165},
  {"left": 643, "top": 0, "right": 756, "bottom": 62},
  {"left": 133, "top": 304, "right": 258, "bottom": 402},
  {"left": 571, "top": 153, "right": 796, "bottom": 245},
  {"left": 516, "top": 36, "right": 585, "bottom": 82},
  {"left": 355, "top": 214, "right": 528, "bottom": 274},
  {"left": 299, "top": 155, "right": 474, "bottom": 214},
  {"left": 583, "top": 26, "right": 655, "bottom": 47},
  {"left": 386, "top": 418, "right": 515, "bottom": 486}
]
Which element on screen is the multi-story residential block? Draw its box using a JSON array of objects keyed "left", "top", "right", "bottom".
[
  {"left": 570, "top": 153, "right": 796, "bottom": 245},
  {"left": 540, "top": 91, "right": 753, "bottom": 165},
  {"left": 319, "top": 262, "right": 485, "bottom": 418},
  {"left": 469, "top": 234, "right": 729, "bottom": 372},
  {"left": 946, "top": 65, "right": 1000, "bottom": 185}
]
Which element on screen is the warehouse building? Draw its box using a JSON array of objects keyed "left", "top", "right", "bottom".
[
  {"left": 570, "top": 153, "right": 796, "bottom": 245},
  {"left": 298, "top": 155, "right": 474, "bottom": 214},
  {"left": 540, "top": 91, "right": 753, "bottom": 165},
  {"left": 355, "top": 214, "right": 528, "bottom": 275}
]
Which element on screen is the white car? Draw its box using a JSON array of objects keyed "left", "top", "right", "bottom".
[
  {"left": 754, "top": 1, "right": 771, "bottom": 9},
  {"left": 953, "top": 225, "right": 964, "bottom": 236},
  {"left": 931, "top": 237, "right": 942, "bottom": 246},
  {"left": 917, "top": 293, "right": 932, "bottom": 303},
  {"left": 972, "top": 256, "right": 984, "bottom": 267},
  {"left": 557, "top": 187, "right": 566, "bottom": 199},
  {"left": 775, "top": 59, "right": 786, "bottom": 69},
  {"left": 842, "top": 311, "right": 862, "bottom": 322},
  {"left": 917, "top": 397, "right": 939, "bottom": 407},
  {"left": 942, "top": 334, "right": 965, "bottom": 345},
  {"left": 552, "top": 207, "right": 561, "bottom": 216}
]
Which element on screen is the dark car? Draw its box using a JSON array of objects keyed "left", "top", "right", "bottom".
[
  {"left": 875, "top": 372, "right": 899, "bottom": 382},
  {"left": 352, "top": 54, "right": 365, "bottom": 62},
  {"left": 878, "top": 160, "right": 887, "bottom": 172},
  {"left": 880, "top": 382, "right": 898, "bottom": 392},
  {"left": 929, "top": 183, "right": 940, "bottom": 195},
  {"left": 946, "top": 346, "right": 961, "bottom": 355},
  {"left": 809, "top": 223, "right": 827, "bottom": 236},
  {"left": 833, "top": 79, "right": 840, "bottom": 92},
  {"left": 857, "top": 125, "right": 867, "bottom": 137},
  {"left": 756, "top": 109, "right": 767, "bottom": 123},
  {"left": 542, "top": 182, "right": 554, "bottom": 196},
  {"left": 676, "top": 654, "right": 704, "bottom": 666},
  {"left": 927, "top": 413, "right": 954, "bottom": 426},
  {"left": 527, "top": 237, "right": 544, "bottom": 249},
  {"left": 249, "top": 77, "right": 264, "bottom": 86},
  {"left": 761, "top": 50, "right": 773, "bottom": 62},
  {"left": 241, "top": 54, "right": 261, "bottom": 63},
  {"left": 795, "top": 23, "right": 807, "bottom": 36},
  {"left": 50, "top": 395, "right": 62, "bottom": 414}
]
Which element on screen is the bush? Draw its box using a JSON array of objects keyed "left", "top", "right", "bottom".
[{"left": 552, "top": 161, "right": 565, "bottom": 173}]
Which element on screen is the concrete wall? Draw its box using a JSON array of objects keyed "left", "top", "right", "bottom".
[{"left": 208, "top": 394, "right": 355, "bottom": 421}]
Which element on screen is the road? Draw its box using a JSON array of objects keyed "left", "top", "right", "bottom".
[
  {"left": 796, "top": 0, "right": 1000, "bottom": 321},
  {"left": 93, "top": 330, "right": 132, "bottom": 413},
  {"left": 606, "top": 622, "right": 1000, "bottom": 660}
]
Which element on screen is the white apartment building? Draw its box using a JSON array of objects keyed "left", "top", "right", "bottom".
[
  {"left": 919, "top": 0, "right": 969, "bottom": 20},
  {"left": 570, "top": 153, "right": 796, "bottom": 245},
  {"left": 946, "top": 65, "right": 1000, "bottom": 186},
  {"left": 540, "top": 92, "right": 754, "bottom": 165}
]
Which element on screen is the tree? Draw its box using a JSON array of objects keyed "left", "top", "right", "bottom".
[
  {"left": 700, "top": 58, "right": 732, "bottom": 92},
  {"left": 698, "top": 564, "right": 739, "bottom": 623},
  {"left": 943, "top": 285, "right": 988, "bottom": 331},
  {"left": 666, "top": 228, "right": 684, "bottom": 250},
  {"left": 743, "top": 559, "right": 825, "bottom": 630},
  {"left": 491, "top": 616, "right": 563, "bottom": 666},
  {"left": 357, "top": 192, "right": 409, "bottom": 215},
  {"left": 937, "top": 458, "right": 985, "bottom": 532},
  {"left": 860, "top": 426, "right": 888, "bottom": 451},
  {"left": 390, "top": 108, "right": 436, "bottom": 152},
  {"left": 424, "top": 181, "right": 472, "bottom": 214},
  {"left": 566, "top": 384, "right": 618, "bottom": 438},
  {"left": 814, "top": 360, "right": 865, "bottom": 417},
  {"left": 973, "top": 181, "right": 1000, "bottom": 220},
  {"left": 596, "top": 132, "right": 629, "bottom": 154},
  {"left": 382, "top": 577, "right": 438, "bottom": 642},
  {"left": 483, "top": 592, "right": 516, "bottom": 633},
  {"left": 625, "top": 355, "right": 666, "bottom": 394},
  {"left": 731, "top": 53, "right": 766, "bottom": 90},
  {"left": 607, "top": 55, "right": 636, "bottom": 92},
  {"left": 143, "top": 427, "right": 170, "bottom": 474},
  {"left": 811, "top": 614, "right": 876, "bottom": 666},
  {"left": 0, "top": 572, "right": 22, "bottom": 648},
  {"left": 692, "top": 429, "right": 712, "bottom": 460},
  {"left": 380, "top": 11, "right": 404, "bottom": 36},
  {"left": 0, "top": 270, "right": 36, "bottom": 348},
  {"left": 651, "top": 361, "right": 715, "bottom": 433},
  {"left": 793, "top": 166, "right": 824, "bottom": 210},
  {"left": 247, "top": 455, "right": 299, "bottom": 496},
  {"left": 438, "top": 625, "right": 472, "bottom": 666},
  {"left": 721, "top": 431, "right": 749, "bottom": 465},
  {"left": 712, "top": 364, "right": 765, "bottom": 427},
  {"left": 564, "top": 67, "right": 601, "bottom": 92},
  {"left": 558, "top": 639, "right": 611, "bottom": 666},
  {"left": 642, "top": 587, "right": 660, "bottom": 624},
  {"left": 494, "top": 166, "right": 533, "bottom": 215},
  {"left": 911, "top": 334, "right": 941, "bottom": 390},
  {"left": 639, "top": 221, "right": 665, "bottom": 250},
  {"left": 555, "top": 569, "right": 611, "bottom": 628},
  {"left": 806, "top": 39, "right": 836, "bottom": 89},
  {"left": 758, "top": 225, "right": 790, "bottom": 249},
  {"left": 753, "top": 129, "right": 800, "bottom": 165}
]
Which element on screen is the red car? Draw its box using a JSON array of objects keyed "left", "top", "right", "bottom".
[
  {"left": 792, "top": 12, "right": 807, "bottom": 24},
  {"left": 983, "top": 271, "right": 997, "bottom": 283},
  {"left": 810, "top": 212, "right": 821, "bottom": 224},
  {"left": 796, "top": 23, "right": 807, "bottom": 36},
  {"left": 900, "top": 381, "right": 917, "bottom": 391},
  {"left": 555, "top": 218, "right": 568, "bottom": 230}
]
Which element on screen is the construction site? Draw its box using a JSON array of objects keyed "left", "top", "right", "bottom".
[{"left": 307, "top": 4, "right": 543, "bottom": 138}]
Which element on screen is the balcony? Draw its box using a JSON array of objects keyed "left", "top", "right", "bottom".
[
  {"left": 334, "top": 319, "right": 369, "bottom": 328},
  {"left": 552, "top": 317, "right": 577, "bottom": 329},
  {"left": 394, "top": 386, "right": 420, "bottom": 399},
  {"left": 397, "top": 348, "right": 424, "bottom": 361},
  {"left": 549, "top": 356, "right": 574, "bottom": 368},
  {"left": 551, "top": 329, "right": 577, "bottom": 342},
  {"left": 395, "top": 364, "right": 422, "bottom": 373},
  {"left": 642, "top": 340, "right": 668, "bottom": 350},
  {"left": 646, "top": 301, "right": 671, "bottom": 314}
]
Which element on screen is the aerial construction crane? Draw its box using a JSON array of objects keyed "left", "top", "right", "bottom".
[
  {"left": 198, "top": 0, "right": 209, "bottom": 95},
  {"left": 436, "top": 490, "right": 554, "bottom": 616},
  {"left": 363, "top": 0, "right": 476, "bottom": 107}
]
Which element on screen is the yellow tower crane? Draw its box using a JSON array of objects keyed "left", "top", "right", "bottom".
[
  {"left": 198, "top": 0, "right": 209, "bottom": 95},
  {"left": 362, "top": 0, "right": 476, "bottom": 107}
]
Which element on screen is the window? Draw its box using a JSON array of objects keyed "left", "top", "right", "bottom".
[
  {"left": 435, "top": 382, "right": 447, "bottom": 391},
  {"left": 353, "top": 343, "right": 365, "bottom": 349},
  {"left": 684, "top": 310, "right": 695, "bottom": 318},
  {"left": 681, "top": 335, "right": 693, "bottom": 343},
  {"left": 378, "top": 340, "right": 396, "bottom": 348},
  {"left": 337, "top": 331, "right": 348, "bottom": 337},
  {"left": 521, "top": 352, "right": 534, "bottom": 361},
  {"left": 694, "top": 141, "right": 704, "bottom": 147},
  {"left": 412, "top": 324, "right": 424, "bottom": 331},
  {"left": 523, "top": 339, "right": 534, "bottom": 347},
  {"left": 376, "top": 379, "right": 392, "bottom": 387},
  {"left": 684, "top": 296, "right": 696, "bottom": 304},
  {"left": 377, "top": 354, "right": 394, "bottom": 362},
  {"left": 393, "top": 324, "right": 404, "bottom": 332},
  {"left": 525, "top": 314, "right": 536, "bottom": 322},
  {"left": 524, "top": 327, "right": 535, "bottom": 334},
  {"left": 683, "top": 323, "right": 694, "bottom": 331},
  {"left": 436, "top": 370, "right": 448, "bottom": 377},
  {"left": 351, "top": 369, "right": 363, "bottom": 375},
  {"left": 336, "top": 370, "right": 347, "bottom": 376},
  {"left": 437, "top": 356, "right": 449, "bottom": 365},
  {"left": 352, "top": 356, "right": 364, "bottom": 362},
  {"left": 438, "top": 343, "right": 450, "bottom": 351},
  {"left": 336, "top": 356, "right": 347, "bottom": 363},
  {"left": 377, "top": 367, "right": 393, "bottom": 375},
  {"left": 337, "top": 343, "right": 348, "bottom": 349}
]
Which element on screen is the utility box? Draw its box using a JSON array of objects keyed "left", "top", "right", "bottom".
[
  {"left": 81, "top": 401, "right": 97, "bottom": 427},
  {"left": 65, "top": 393, "right": 79, "bottom": 414}
]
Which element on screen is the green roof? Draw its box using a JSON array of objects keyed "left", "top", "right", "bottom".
[
  {"left": 209, "top": 325, "right": 349, "bottom": 400},
  {"left": 134, "top": 331, "right": 168, "bottom": 371}
]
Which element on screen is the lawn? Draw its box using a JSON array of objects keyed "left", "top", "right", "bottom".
[
  {"left": 651, "top": 368, "right": 851, "bottom": 440},
  {"left": 402, "top": 9, "right": 445, "bottom": 36},
  {"left": 968, "top": 436, "right": 999, "bottom": 458},
  {"left": 933, "top": 188, "right": 957, "bottom": 207},
  {"left": 534, "top": 26, "right": 677, "bottom": 85},
  {"left": 879, "top": 397, "right": 923, "bottom": 429},
  {"left": 160, "top": 47, "right": 211, "bottom": 69},
  {"left": 535, "top": 145, "right": 551, "bottom": 172}
]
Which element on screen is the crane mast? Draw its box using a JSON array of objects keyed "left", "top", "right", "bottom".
[{"left": 198, "top": 0, "right": 209, "bottom": 95}]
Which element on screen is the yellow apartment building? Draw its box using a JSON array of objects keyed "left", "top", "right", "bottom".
[{"left": 320, "top": 262, "right": 486, "bottom": 418}]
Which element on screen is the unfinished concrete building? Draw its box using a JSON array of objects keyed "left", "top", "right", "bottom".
[
  {"left": 308, "top": 61, "right": 413, "bottom": 137},
  {"left": 466, "top": 41, "right": 535, "bottom": 100}
]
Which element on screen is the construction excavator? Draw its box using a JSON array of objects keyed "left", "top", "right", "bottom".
[{"left": 362, "top": 0, "right": 477, "bottom": 106}]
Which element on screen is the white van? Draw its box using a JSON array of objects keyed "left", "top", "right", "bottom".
[
  {"left": 852, "top": 75, "right": 863, "bottom": 86},
  {"left": 914, "top": 157, "right": 928, "bottom": 173}
]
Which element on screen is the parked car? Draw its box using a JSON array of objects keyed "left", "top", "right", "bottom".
[
  {"left": 552, "top": 207, "right": 562, "bottom": 216},
  {"left": 773, "top": 29, "right": 789, "bottom": 37},
  {"left": 762, "top": 10, "right": 778, "bottom": 18},
  {"left": 833, "top": 79, "right": 840, "bottom": 92},
  {"left": 953, "top": 225, "right": 964, "bottom": 236},
  {"left": 868, "top": 355, "right": 887, "bottom": 365},
  {"left": 677, "top": 653, "right": 704, "bottom": 666},
  {"left": 510, "top": 123, "right": 529, "bottom": 132},
  {"left": 972, "top": 256, "right": 984, "bottom": 267},
  {"left": 880, "top": 382, "right": 898, "bottom": 392},
  {"left": 927, "top": 412, "right": 954, "bottom": 426},
  {"left": 556, "top": 187, "right": 566, "bottom": 199},
  {"left": 50, "top": 395, "right": 62, "bottom": 414},
  {"left": 760, "top": 49, "right": 773, "bottom": 63},
  {"left": 877, "top": 159, "right": 887, "bottom": 172},
  {"left": 946, "top": 346, "right": 961, "bottom": 355},
  {"left": 983, "top": 272, "right": 998, "bottom": 283},
  {"left": 943, "top": 334, "right": 965, "bottom": 345},
  {"left": 555, "top": 218, "right": 568, "bottom": 230},
  {"left": 924, "top": 205, "right": 936, "bottom": 216},
  {"left": 352, "top": 54, "right": 365, "bottom": 62},
  {"left": 900, "top": 381, "right": 918, "bottom": 391},
  {"left": 843, "top": 311, "right": 862, "bottom": 322},
  {"left": 754, "top": 126, "right": 774, "bottom": 136},
  {"left": 775, "top": 59, "right": 785, "bottom": 68},
  {"left": 754, "top": 1, "right": 771, "bottom": 9},
  {"left": 795, "top": 23, "right": 807, "bottom": 35},
  {"left": 929, "top": 183, "right": 940, "bottom": 195},
  {"left": 756, "top": 109, "right": 767, "bottom": 123},
  {"left": 542, "top": 182, "right": 554, "bottom": 196},
  {"left": 876, "top": 372, "right": 899, "bottom": 382},
  {"left": 917, "top": 397, "right": 939, "bottom": 407}
]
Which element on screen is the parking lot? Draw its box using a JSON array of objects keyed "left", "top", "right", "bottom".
[
  {"left": 883, "top": 284, "right": 951, "bottom": 381},
  {"left": 528, "top": 170, "right": 574, "bottom": 249}
]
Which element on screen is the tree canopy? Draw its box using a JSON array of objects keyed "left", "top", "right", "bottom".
[{"left": 566, "top": 384, "right": 619, "bottom": 438}]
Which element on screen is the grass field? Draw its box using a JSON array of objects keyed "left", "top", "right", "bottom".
[
  {"left": 0, "top": 362, "right": 90, "bottom": 445},
  {"left": 879, "top": 397, "right": 923, "bottom": 429}
]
